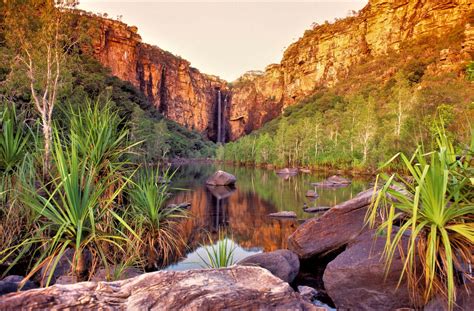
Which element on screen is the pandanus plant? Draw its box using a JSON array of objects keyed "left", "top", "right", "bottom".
[
  {"left": 367, "top": 125, "right": 473, "bottom": 309},
  {"left": 127, "top": 167, "right": 187, "bottom": 269},
  {"left": 0, "top": 103, "right": 30, "bottom": 175},
  {"left": 0, "top": 129, "right": 138, "bottom": 286},
  {"left": 67, "top": 100, "right": 140, "bottom": 203}
]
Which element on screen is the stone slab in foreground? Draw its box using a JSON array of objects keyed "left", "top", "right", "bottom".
[{"left": 0, "top": 266, "right": 319, "bottom": 310}]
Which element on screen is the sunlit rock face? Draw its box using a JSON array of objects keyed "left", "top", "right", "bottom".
[
  {"left": 83, "top": 0, "right": 472, "bottom": 140},
  {"left": 227, "top": 0, "right": 473, "bottom": 140},
  {"left": 90, "top": 18, "right": 229, "bottom": 141}
]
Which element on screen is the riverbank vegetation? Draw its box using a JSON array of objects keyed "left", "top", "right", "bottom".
[
  {"left": 0, "top": 100, "right": 190, "bottom": 284},
  {"left": 0, "top": 0, "right": 215, "bottom": 283},
  {"left": 221, "top": 32, "right": 474, "bottom": 171},
  {"left": 368, "top": 126, "right": 473, "bottom": 308}
]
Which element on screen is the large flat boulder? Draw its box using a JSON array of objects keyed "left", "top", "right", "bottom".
[
  {"left": 205, "top": 170, "right": 237, "bottom": 186},
  {"left": 0, "top": 266, "right": 319, "bottom": 310},
  {"left": 237, "top": 249, "right": 300, "bottom": 283},
  {"left": 323, "top": 230, "right": 419, "bottom": 310},
  {"left": 288, "top": 189, "right": 376, "bottom": 258}
]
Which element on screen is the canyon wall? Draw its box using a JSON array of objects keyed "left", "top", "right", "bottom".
[
  {"left": 228, "top": 0, "right": 473, "bottom": 139},
  {"left": 81, "top": 0, "right": 473, "bottom": 141},
  {"left": 87, "top": 16, "right": 229, "bottom": 141}
]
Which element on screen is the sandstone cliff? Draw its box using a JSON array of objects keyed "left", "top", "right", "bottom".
[
  {"left": 79, "top": 0, "right": 473, "bottom": 141},
  {"left": 228, "top": 0, "right": 473, "bottom": 139},
  {"left": 87, "top": 16, "right": 229, "bottom": 142}
]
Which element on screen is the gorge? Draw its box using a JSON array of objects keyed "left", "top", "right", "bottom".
[{"left": 81, "top": 0, "right": 472, "bottom": 142}]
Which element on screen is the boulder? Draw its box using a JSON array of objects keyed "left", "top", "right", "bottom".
[
  {"left": 205, "top": 170, "right": 236, "bottom": 186},
  {"left": 268, "top": 211, "right": 297, "bottom": 218},
  {"left": 424, "top": 282, "right": 474, "bottom": 311},
  {"left": 297, "top": 285, "right": 318, "bottom": 302},
  {"left": 0, "top": 266, "right": 318, "bottom": 310},
  {"left": 288, "top": 189, "right": 376, "bottom": 258},
  {"left": 323, "top": 230, "right": 419, "bottom": 310},
  {"left": 305, "top": 190, "right": 318, "bottom": 198},
  {"left": 0, "top": 275, "right": 37, "bottom": 296},
  {"left": 237, "top": 249, "right": 300, "bottom": 283}
]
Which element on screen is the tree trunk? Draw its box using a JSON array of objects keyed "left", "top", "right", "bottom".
[{"left": 41, "top": 115, "right": 52, "bottom": 179}]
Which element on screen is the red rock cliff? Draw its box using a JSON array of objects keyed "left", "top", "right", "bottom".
[
  {"left": 88, "top": 16, "right": 229, "bottom": 141},
  {"left": 227, "top": 0, "right": 473, "bottom": 139},
  {"left": 80, "top": 0, "right": 473, "bottom": 141}
]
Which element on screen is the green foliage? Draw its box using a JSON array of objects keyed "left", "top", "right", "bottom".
[
  {"left": 466, "top": 61, "right": 474, "bottom": 81},
  {"left": 1, "top": 128, "right": 137, "bottom": 286},
  {"left": 198, "top": 232, "right": 236, "bottom": 269},
  {"left": 225, "top": 69, "right": 473, "bottom": 170},
  {"left": 127, "top": 166, "right": 187, "bottom": 268},
  {"left": 0, "top": 103, "right": 30, "bottom": 175},
  {"left": 367, "top": 125, "right": 474, "bottom": 309}
]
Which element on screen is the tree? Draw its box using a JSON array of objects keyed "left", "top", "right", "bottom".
[
  {"left": 3, "top": 0, "right": 78, "bottom": 177},
  {"left": 391, "top": 72, "right": 412, "bottom": 139},
  {"left": 357, "top": 96, "right": 377, "bottom": 163}
]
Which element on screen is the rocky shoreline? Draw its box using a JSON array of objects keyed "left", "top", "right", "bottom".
[{"left": 1, "top": 171, "right": 471, "bottom": 310}]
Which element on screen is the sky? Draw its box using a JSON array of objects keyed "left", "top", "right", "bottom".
[{"left": 78, "top": 1, "right": 368, "bottom": 81}]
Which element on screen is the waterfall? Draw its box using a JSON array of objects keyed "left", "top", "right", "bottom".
[{"left": 217, "top": 89, "right": 222, "bottom": 143}]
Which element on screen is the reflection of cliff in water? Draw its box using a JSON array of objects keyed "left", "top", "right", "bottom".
[
  {"left": 165, "top": 163, "right": 370, "bottom": 268},
  {"left": 168, "top": 185, "right": 299, "bottom": 253}
]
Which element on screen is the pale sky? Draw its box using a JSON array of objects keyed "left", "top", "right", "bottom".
[{"left": 78, "top": 1, "right": 368, "bottom": 81}]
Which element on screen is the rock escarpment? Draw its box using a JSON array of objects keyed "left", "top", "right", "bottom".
[
  {"left": 227, "top": 0, "right": 473, "bottom": 139},
  {"left": 0, "top": 266, "right": 318, "bottom": 310},
  {"left": 80, "top": 0, "right": 473, "bottom": 141},
  {"left": 88, "top": 16, "right": 229, "bottom": 142}
]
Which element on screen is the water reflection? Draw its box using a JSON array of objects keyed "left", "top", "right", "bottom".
[
  {"left": 165, "top": 163, "right": 370, "bottom": 270},
  {"left": 165, "top": 239, "right": 260, "bottom": 271}
]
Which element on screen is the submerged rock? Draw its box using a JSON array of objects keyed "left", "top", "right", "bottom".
[
  {"left": 237, "top": 249, "right": 300, "bottom": 283},
  {"left": 311, "top": 175, "right": 351, "bottom": 189},
  {"left": 288, "top": 189, "right": 376, "bottom": 258},
  {"left": 323, "top": 230, "right": 420, "bottom": 310},
  {"left": 0, "top": 266, "right": 317, "bottom": 310},
  {"left": 166, "top": 202, "right": 191, "bottom": 210},
  {"left": 311, "top": 181, "right": 344, "bottom": 189},
  {"left": 276, "top": 168, "right": 298, "bottom": 176},
  {"left": 205, "top": 170, "right": 237, "bottom": 186},
  {"left": 303, "top": 206, "right": 330, "bottom": 213},
  {"left": 269, "top": 211, "right": 297, "bottom": 218},
  {"left": 305, "top": 190, "right": 318, "bottom": 198},
  {"left": 326, "top": 175, "right": 351, "bottom": 185}
]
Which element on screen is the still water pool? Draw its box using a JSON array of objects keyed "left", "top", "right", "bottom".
[{"left": 164, "top": 163, "right": 370, "bottom": 271}]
